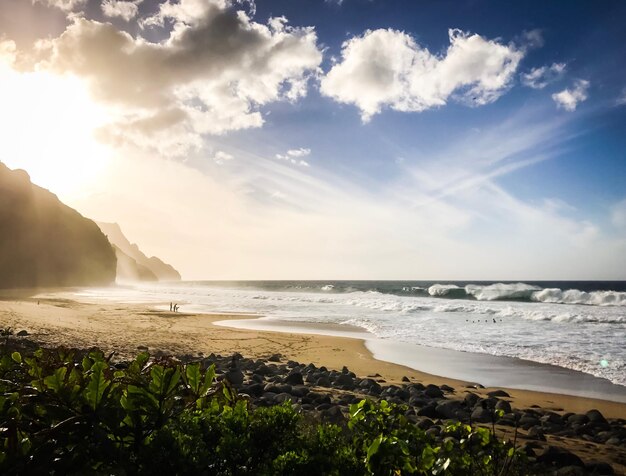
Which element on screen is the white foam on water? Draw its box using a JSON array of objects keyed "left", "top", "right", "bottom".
[{"left": 65, "top": 282, "right": 626, "bottom": 387}]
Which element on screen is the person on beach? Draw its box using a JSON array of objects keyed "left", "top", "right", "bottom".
[{"left": 169, "top": 302, "right": 173, "bottom": 312}]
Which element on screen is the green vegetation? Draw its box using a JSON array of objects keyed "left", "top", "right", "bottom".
[{"left": 0, "top": 347, "right": 530, "bottom": 475}]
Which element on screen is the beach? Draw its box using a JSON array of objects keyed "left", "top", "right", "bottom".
[
  {"left": 1, "top": 293, "right": 625, "bottom": 416},
  {"left": 1, "top": 291, "right": 626, "bottom": 473}
]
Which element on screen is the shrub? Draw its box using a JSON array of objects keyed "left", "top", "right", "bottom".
[{"left": 0, "top": 347, "right": 530, "bottom": 475}]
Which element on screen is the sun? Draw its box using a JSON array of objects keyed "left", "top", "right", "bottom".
[{"left": 0, "top": 59, "right": 111, "bottom": 198}]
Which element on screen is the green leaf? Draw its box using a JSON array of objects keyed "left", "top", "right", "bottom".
[
  {"left": 82, "top": 356, "right": 93, "bottom": 372},
  {"left": 185, "top": 363, "right": 201, "bottom": 394},
  {"left": 85, "top": 361, "right": 110, "bottom": 410},
  {"left": 420, "top": 446, "right": 435, "bottom": 470},
  {"left": 44, "top": 367, "right": 67, "bottom": 393},
  {"left": 367, "top": 434, "right": 383, "bottom": 460},
  {"left": 165, "top": 367, "right": 181, "bottom": 396},
  {"left": 11, "top": 352, "right": 21, "bottom": 364},
  {"left": 199, "top": 364, "right": 215, "bottom": 397}
]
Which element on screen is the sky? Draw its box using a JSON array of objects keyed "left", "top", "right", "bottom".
[{"left": 0, "top": 0, "right": 625, "bottom": 280}]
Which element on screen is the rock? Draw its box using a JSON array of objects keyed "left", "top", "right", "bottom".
[
  {"left": 470, "top": 407, "right": 492, "bottom": 423},
  {"left": 537, "top": 446, "right": 584, "bottom": 468},
  {"left": 567, "top": 414, "right": 589, "bottom": 425},
  {"left": 274, "top": 393, "right": 293, "bottom": 404},
  {"left": 540, "top": 412, "right": 563, "bottom": 425},
  {"left": 527, "top": 426, "right": 546, "bottom": 441},
  {"left": 260, "top": 392, "right": 277, "bottom": 405},
  {"left": 495, "top": 400, "right": 511, "bottom": 413},
  {"left": 464, "top": 392, "right": 480, "bottom": 408},
  {"left": 243, "top": 383, "right": 264, "bottom": 397},
  {"left": 334, "top": 374, "right": 355, "bottom": 389},
  {"left": 290, "top": 386, "right": 309, "bottom": 398},
  {"left": 519, "top": 415, "right": 540, "bottom": 429},
  {"left": 424, "top": 385, "right": 444, "bottom": 399},
  {"left": 316, "top": 376, "right": 332, "bottom": 387},
  {"left": 224, "top": 369, "right": 244, "bottom": 386},
  {"left": 395, "top": 388, "right": 410, "bottom": 401},
  {"left": 435, "top": 401, "right": 462, "bottom": 419},
  {"left": 409, "top": 396, "right": 428, "bottom": 408},
  {"left": 263, "top": 383, "right": 282, "bottom": 393},
  {"left": 268, "top": 353, "right": 281, "bottom": 362},
  {"left": 487, "top": 389, "right": 510, "bottom": 398},
  {"left": 358, "top": 378, "right": 377, "bottom": 389},
  {"left": 417, "top": 404, "right": 439, "bottom": 419},
  {"left": 555, "top": 466, "right": 584, "bottom": 476},
  {"left": 16, "top": 330, "right": 28, "bottom": 336},
  {"left": 584, "top": 461, "right": 614, "bottom": 475},
  {"left": 402, "top": 376, "right": 410, "bottom": 382},
  {"left": 585, "top": 409, "right": 608, "bottom": 425},
  {"left": 284, "top": 372, "right": 304, "bottom": 386},
  {"left": 440, "top": 384, "right": 454, "bottom": 393}
]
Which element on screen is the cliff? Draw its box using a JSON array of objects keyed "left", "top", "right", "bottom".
[
  {"left": 0, "top": 162, "right": 117, "bottom": 288},
  {"left": 96, "top": 222, "right": 181, "bottom": 282}
]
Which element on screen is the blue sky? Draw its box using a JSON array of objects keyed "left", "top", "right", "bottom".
[{"left": 0, "top": 0, "right": 625, "bottom": 279}]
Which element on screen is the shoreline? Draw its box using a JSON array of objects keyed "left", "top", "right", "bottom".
[
  {"left": 2, "top": 293, "right": 626, "bottom": 473},
  {"left": 0, "top": 293, "right": 624, "bottom": 419},
  {"left": 215, "top": 317, "right": 626, "bottom": 404}
]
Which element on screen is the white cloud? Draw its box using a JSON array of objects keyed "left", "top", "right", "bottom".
[
  {"left": 32, "top": 0, "right": 86, "bottom": 12},
  {"left": 212, "top": 150, "right": 234, "bottom": 164},
  {"left": 616, "top": 87, "right": 626, "bottom": 106},
  {"left": 552, "top": 79, "right": 589, "bottom": 111},
  {"left": 320, "top": 28, "right": 524, "bottom": 121},
  {"left": 286, "top": 148, "right": 311, "bottom": 157},
  {"left": 521, "top": 62, "right": 566, "bottom": 89},
  {"left": 101, "top": 0, "right": 142, "bottom": 21},
  {"left": 276, "top": 148, "right": 311, "bottom": 166},
  {"left": 19, "top": 0, "right": 322, "bottom": 157}
]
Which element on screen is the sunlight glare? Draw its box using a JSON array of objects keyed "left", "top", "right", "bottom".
[{"left": 0, "top": 60, "right": 111, "bottom": 198}]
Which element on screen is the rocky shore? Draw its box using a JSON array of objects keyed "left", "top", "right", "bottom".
[{"left": 140, "top": 348, "right": 625, "bottom": 475}]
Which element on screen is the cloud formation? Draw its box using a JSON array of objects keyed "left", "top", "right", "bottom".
[
  {"left": 320, "top": 28, "right": 524, "bottom": 120},
  {"left": 552, "top": 79, "right": 589, "bottom": 111},
  {"left": 25, "top": 0, "right": 322, "bottom": 157},
  {"left": 617, "top": 87, "right": 626, "bottom": 106},
  {"left": 276, "top": 148, "right": 311, "bottom": 166},
  {"left": 521, "top": 62, "right": 566, "bottom": 89},
  {"left": 211, "top": 150, "right": 234, "bottom": 164},
  {"left": 32, "top": 0, "right": 86, "bottom": 12},
  {"left": 101, "top": 0, "right": 142, "bottom": 21}
]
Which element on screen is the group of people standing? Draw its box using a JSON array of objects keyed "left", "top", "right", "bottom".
[{"left": 169, "top": 302, "right": 180, "bottom": 312}]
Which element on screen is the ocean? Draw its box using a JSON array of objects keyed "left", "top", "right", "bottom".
[{"left": 74, "top": 280, "right": 626, "bottom": 388}]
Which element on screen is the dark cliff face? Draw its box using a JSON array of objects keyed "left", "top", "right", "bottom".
[
  {"left": 96, "top": 221, "right": 181, "bottom": 282},
  {"left": 0, "top": 162, "right": 117, "bottom": 288}
]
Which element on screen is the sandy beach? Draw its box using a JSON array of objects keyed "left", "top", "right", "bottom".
[
  {"left": 1, "top": 293, "right": 625, "bottom": 416},
  {"left": 1, "top": 292, "right": 626, "bottom": 473}
]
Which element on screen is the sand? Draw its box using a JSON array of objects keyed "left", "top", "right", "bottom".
[
  {"left": 2, "top": 292, "right": 626, "bottom": 473},
  {"left": 1, "top": 294, "right": 624, "bottom": 419}
]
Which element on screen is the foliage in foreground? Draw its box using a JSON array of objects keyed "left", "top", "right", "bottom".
[{"left": 0, "top": 347, "right": 530, "bottom": 475}]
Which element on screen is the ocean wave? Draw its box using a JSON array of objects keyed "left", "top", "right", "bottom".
[
  {"left": 466, "top": 283, "right": 540, "bottom": 301},
  {"left": 422, "top": 282, "right": 626, "bottom": 307},
  {"left": 532, "top": 288, "right": 626, "bottom": 306}
]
